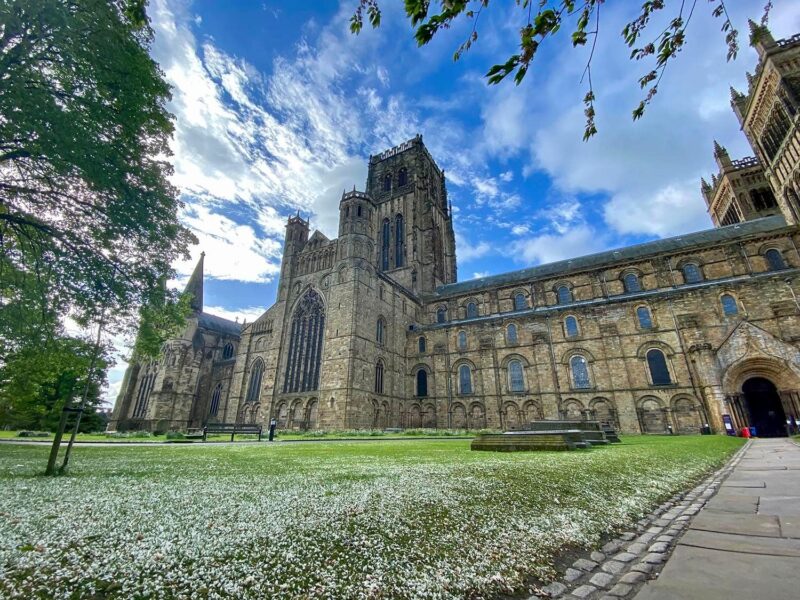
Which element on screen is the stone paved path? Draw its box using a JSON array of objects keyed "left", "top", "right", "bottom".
[{"left": 634, "top": 438, "right": 800, "bottom": 600}]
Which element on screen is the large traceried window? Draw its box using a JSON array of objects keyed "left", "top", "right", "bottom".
[
  {"left": 375, "top": 360, "right": 384, "bottom": 394},
  {"left": 637, "top": 306, "right": 653, "bottom": 329},
  {"left": 466, "top": 302, "right": 478, "bottom": 319},
  {"left": 133, "top": 371, "right": 156, "bottom": 418},
  {"left": 508, "top": 360, "right": 525, "bottom": 392},
  {"left": 416, "top": 369, "right": 428, "bottom": 397},
  {"left": 557, "top": 285, "right": 572, "bottom": 305},
  {"left": 514, "top": 293, "right": 526, "bottom": 311},
  {"left": 209, "top": 383, "right": 222, "bottom": 417},
  {"left": 765, "top": 248, "right": 786, "bottom": 271},
  {"left": 395, "top": 214, "right": 405, "bottom": 268},
  {"left": 570, "top": 355, "right": 591, "bottom": 389},
  {"left": 721, "top": 294, "right": 739, "bottom": 316},
  {"left": 506, "top": 323, "right": 518, "bottom": 344},
  {"left": 564, "top": 316, "right": 579, "bottom": 338},
  {"left": 682, "top": 263, "right": 703, "bottom": 284},
  {"left": 646, "top": 349, "right": 672, "bottom": 385},
  {"left": 246, "top": 358, "right": 265, "bottom": 402},
  {"left": 283, "top": 289, "right": 325, "bottom": 393},
  {"left": 458, "top": 365, "right": 472, "bottom": 395},
  {"left": 623, "top": 273, "right": 641, "bottom": 293},
  {"left": 381, "top": 219, "right": 391, "bottom": 271}
]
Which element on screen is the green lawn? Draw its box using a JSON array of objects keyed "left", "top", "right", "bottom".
[{"left": 0, "top": 436, "right": 743, "bottom": 599}]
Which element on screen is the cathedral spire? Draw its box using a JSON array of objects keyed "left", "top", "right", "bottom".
[{"left": 184, "top": 251, "right": 205, "bottom": 312}]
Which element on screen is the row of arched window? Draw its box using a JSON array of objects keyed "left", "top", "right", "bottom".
[{"left": 382, "top": 168, "right": 409, "bottom": 192}]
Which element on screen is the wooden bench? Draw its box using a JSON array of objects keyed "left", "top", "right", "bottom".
[{"left": 203, "top": 423, "right": 263, "bottom": 442}]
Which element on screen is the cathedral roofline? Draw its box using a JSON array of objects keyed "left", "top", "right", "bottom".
[{"left": 429, "top": 215, "right": 788, "bottom": 299}]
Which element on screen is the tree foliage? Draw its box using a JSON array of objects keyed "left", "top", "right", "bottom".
[
  {"left": 0, "top": 0, "right": 195, "bottom": 347},
  {"left": 351, "top": 0, "right": 773, "bottom": 140}
]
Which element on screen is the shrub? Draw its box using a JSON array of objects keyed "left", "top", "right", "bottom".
[{"left": 17, "top": 431, "right": 50, "bottom": 438}]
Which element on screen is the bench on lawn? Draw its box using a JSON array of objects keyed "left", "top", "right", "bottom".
[{"left": 203, "top": 423, "right": 263, "bottom": 442}]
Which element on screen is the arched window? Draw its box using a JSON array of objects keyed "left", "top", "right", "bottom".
[
  {"left": 623, "top": 273, "right": 641, "bottom": 293},
  {"left": 381, "top": 219, "right": 390, "bottom": 271},
  {"left": 557, "top": 285, "right": 572, "bottom": 305},
  {"left": 282, "top": 289, "right": 325, "bottom": 393},
  {"left": 376, "top": 318, "right": 385, "bottom": 345},
  {"left": 383, "top": 173, "right": 392, "bottom": 191},
  {"left": 133, "top": 372, "right": 156, "bottom": 418},
  {"left": 375, "top": 360, "right": 384, "bottom": 394},
  {"left": 765, "top": 248, "right": 786, "bottom": 271},
  {"left": 721, "top": 294, "right": 739, "bottom": 316},
  {"left": 466, "top": 302, "right": 478, "bottom": 319},
  {"left": 457, "top": 330, "right": 467, "bottom": 350},
  {"left": 682, "top": 263, "right": 702, "bottom": 284},
  {"left": 637, "top": 306, "right": 653, "bottom": 329},
  {"left": 416, "top": 369, "right": 428, "bottom": 397},
  {"left": 646, "top": 349, "right": 672, "bottom": 385},
  {"left": 246, "top": 358, "right": 265, "bottom": 402},
  {"left": 436, "top": 307, "right": 447, "bottom": 323},
  {"left": 458, "top": 365, "right": 472, "bottom": 395},
  {"left": 395, "top": 214, "right": 405, "bottom": 268},
  {"left": 345, "top": 206, "right": 350, "bottom": 218},
  {"left": 570, "top": 355, "right": 591, "bottom": 389},
  {"left": 398, "top": 168, "right": 408, "bottom": 186},
  {"left": 564, "top": 316, "right": 579, "bottom": 338},
  {"left": 508, "top": 360, "right": 525, "bottom": 392},
  {"left": 357, "top": 204, "right": 362, "bottom": 217},
  {"left": 209, "top": 383, "right": 222, "bottom": 417},
  {"left": 222, "top": 342, "right": 234, "bottom": 360},
  {"left": 418, "top": 336, "right": 426, "bottom": 353},
  {"left": 514, "top": 293, "right": 526, "bottom": 311},
  {"left": 506, "top": 323, "right": 518, "bottom": 344}
]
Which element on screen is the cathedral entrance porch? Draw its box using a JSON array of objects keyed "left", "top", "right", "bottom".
[{"left": 726, "top": 377, "right": 800, "bottom": 438}]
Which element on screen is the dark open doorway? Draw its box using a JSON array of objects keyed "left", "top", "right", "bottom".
[{"left": 742, "top": 377, "right": 787, "bottom": 437}]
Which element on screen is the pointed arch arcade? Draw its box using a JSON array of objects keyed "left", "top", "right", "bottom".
[{"left": 283, "top": 289, "right": 325, "bottom": 393}]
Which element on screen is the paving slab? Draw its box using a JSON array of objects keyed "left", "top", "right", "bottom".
[
  {"left": 689, "top": 511, "right": 781, "bottom": 537},
  {"left": 677, "top": 529, "right": 800, "bottom": 557},
  {"left": 704, "top": 494, "right": 759, "bottom": 513}
]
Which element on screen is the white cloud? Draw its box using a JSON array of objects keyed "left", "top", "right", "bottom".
[
  {"left": 456, "top": 232, "right": 492, "bottom": 262},
  {"left": 204, "top": 305, "right": 267, "bottom": 324},
  {"left": 512, "top": 224, "right": 610, "bottom": 265},
  {"left": 511, "top": 224, "right": 530, "bottom": 236}
]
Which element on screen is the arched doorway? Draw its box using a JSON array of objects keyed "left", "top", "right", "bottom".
[{"left": 742, "top": 378, "right": 787, "bottom": 437}]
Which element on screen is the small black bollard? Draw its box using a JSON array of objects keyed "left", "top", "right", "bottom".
[{"left": 268, "top": 418, "right": 276, "bottom": 442}]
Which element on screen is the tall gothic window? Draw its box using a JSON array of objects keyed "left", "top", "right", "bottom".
[
  {"left": 458, "top": 364, "right": 472, "bottom": 395},
  {"left": 416, "top": 369, "right": 428, "bottom": 397},
  {"left": 395, "top": 214, "right": 405, "bottom": 268},
  {"left": 457, "top": 330, "right": 467, "bottom": 350},
  {"left": 283, "top": 289, "right": 325, "bottom": 393},
  {"left": 514, "top": 293, "right": 526, "bottom": 311},
  {"left": 222, "top": 342, "right": 235, "bottom": 360},
  {"left": 564, "top": 316, "right": 579, "bottom": 338},
  {"left": 375, "top": 360, "right": 384, "bottom": 394},
  {"left": 398, "top": 168, "right": 408, "bottom": 186},
  {"left": 646, "top": 349, "right": 672, "bottom": 385},
  {"left": 246, "top": 358, "right": 265, "bottom": 402},
  {"left": 721, "top": 294, "right": 739, "bottom": 316},
  {"left": 466, "top": 302, "right": 478, "bottom": 319},
  {"left": 637, "top": 306, "right": 653, "bottom": 329},
  {"left": 418, "top": 336, "right": 426, "bottom": 353},
  {"left": 557, "top": 285, "right": 572, "bottom": 305},
  {"left": 682, "top": 263, "right": 702, "bottom": 284},
  {"left": 506, "top": 323, "right": 518, "bottom": 344},
  {"left": 570, "top": 355, "right": 591, "bottom": 389},
  {"left": 376, "top": 318, "right": 386, "bottom": 345},
  {"left": 765, "top": 248, "right": 786, "bottom": 271},
  {"left": 623, "top": 273, "right": 641, "bottom": 293},
  {"left": 133, "top": 372, "right": 156, "bottom": 418},
  {"left": 209, "top": 383, "right": 222, "bottom": 417},
  {"left": 381, "top": 219, "right": 390, "bottom": 271},
  {"left": 383, "top": 173, "right": 392, "bottom": 191},
  {"left": 508, "top": 360, "right": 525, "bottom": 392}
]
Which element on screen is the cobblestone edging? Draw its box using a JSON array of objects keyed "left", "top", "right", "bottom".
[{"left": 531, "top": 440, "right": 752, "bottom": 600}]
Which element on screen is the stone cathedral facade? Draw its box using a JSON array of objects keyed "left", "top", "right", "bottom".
[{"left": 110, "top": 25, "right": 800, "bottom": 437}]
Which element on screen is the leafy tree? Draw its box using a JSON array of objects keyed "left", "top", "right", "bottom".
[
  {"left": 0, "top": 0, "right": 196, "bottom": 349},
  {"left": 351, "top": 0, "right": 773, "bottom": 139}
]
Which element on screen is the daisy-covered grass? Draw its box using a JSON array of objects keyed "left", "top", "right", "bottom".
[{"left": 0, "top": 436, "right": 742, "bottom": 599}]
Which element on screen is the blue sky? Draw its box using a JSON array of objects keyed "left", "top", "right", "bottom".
[{"left": 103, "top": 0, "right": 800, "bottom": 402}]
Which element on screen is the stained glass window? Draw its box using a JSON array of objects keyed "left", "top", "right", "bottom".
[
  {"left": 246, "top": 358, "right": 264, "bottom": 402},
  {"left": 683, "top": 263, "right": 702, "bottom": 284},
  {"left": 458, "top": 365, "right": 472, "bottom": 395},
  {"left": 766, "top": 248, "right": 786, "bottom": 271},
  {"left": 647, "top": 349, "right": 672, "bottom": 385},
  {"left": 570, "top": 355, "right": 591, "bottom": 389},
  {"left": 209, "top": 383, "right": 222, "bottom": 417},
  {"left": 637, "top": 306, "right": 653, "bottom": 329},
  {"left": 514, "top": 293, "right": 526, "bottom": 311},
  {"left": 282, "top": 289, "right": 325, "bottom": 393},
  {"left": 624, "top": 273, "right": 641, "bottom": 293},
  {"left": 416, "top": 370, "right": 428, "bottom": 397},
  {"left": 508, "top": 360, "right": 524, "bottom": 392},
  {"left": 565, "top": 316, "right": 579, "bottom": 338},
  {"left": 506, "top": 323, "right": 518, "bottom": 344},
  {"left": 721, "top": 294, "right": 739, "bottom": 316},
  {"left": 557, "top": 286, "right": 572, "bottom": 305}
]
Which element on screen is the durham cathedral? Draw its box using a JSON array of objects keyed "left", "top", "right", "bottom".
[{"left": 110, "top": 25, "right": 800, "bottom": 437}]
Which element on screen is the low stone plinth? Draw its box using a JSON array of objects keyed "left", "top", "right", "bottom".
[{"left": 471, "top": 431, "right": 590, "bottom": 452}]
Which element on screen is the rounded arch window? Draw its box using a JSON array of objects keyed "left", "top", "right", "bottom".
[
  {"left": 570, "top": 355, "right": 591, "bottom": 389},
  {"left": 506, "top": 323, "right": 518, "bottom": 344},
  {"left": 646, "top": 349, "right": 672, "bottom": 385},
  {"left": 765, "top": 248, "right": 786, "bottom": 271},
  {"left": 436, "top": 307, "right": 447, "bottom": 323},
  {"left": 556, "top": 285, "right": 572, "bottom": 305},
  {"left": 458, "top": 364, "right": 473, "bottom": 395},
  {"left": 466, "top": 302, "right": 478, "bottom": 319},
  {"left": 376, "top": 318, "right": 386, "bottom": 345},
  {"left": 564, "top": 316, "right": 579, "bottom": 338},
  {"left": 636, "top": 306, "right": 653, "bottom": 329},
  {"left": 720, "top": 294, "right": 739, "bottom": 316},
  {"left": 415, "top": 369, "right": 428, "bottom": 397},
  {"left": 374, "top": 360, "right": 384, "bottom": 394},
  {"left": 682, "top": 263, "right": 703, "bottom": 284},
  {"left": 418, "top": 336, "right": 426, "bottom": 353},
  {"left": 623, "top": 272, "right": 641, "bottom": 293},
  {"left": 357, "top": 204, "right": 362, "bottom": 217},
  {"left": 398, "top": 168, "right": 408, "bottom": 187},
  {"left": 513, "top": 293, "right": 526, "bottom": 311},
  {"left": 383, "top": 173, "right": 392, "bottom": 191},
  {"left": 457, "top": 330, "right": 467, "bottom": 351},
  {"left": 508, "top": 360, "right": 525, "bottom": 392}
]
